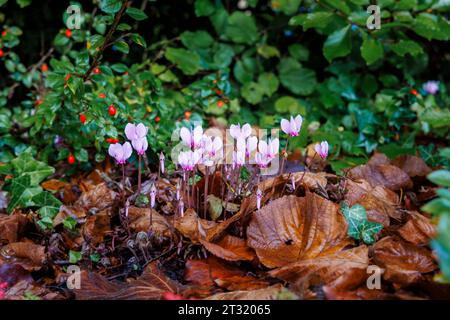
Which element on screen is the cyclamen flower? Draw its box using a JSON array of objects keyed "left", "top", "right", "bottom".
[
  {"left": 202, "top": 135, "right": 223, "bottom": 158},
  {"left": 291, "top": 175, "right": 295, "bottom": 190},
  {"left": 180, "top": 126, "right": 203, "bottom": 149},
  {"left": 281, "top": 115, "right": 303, "bottom": 137},
  {"left": 150, "top": 184, "right": 157, "bottom": 208},
  {"left": 108, "top": 142, "right": 132, "bottom": 164},
  {"left": 179, "top": 199, "right": 184, "bottom": 217},
  {"left": 237, "top": 136, "right": 258, "bottom": 158},
  {"left": 125, "top": 123, "right": 148, "bottom": 155},
  {"left": 176, "top": 180, "right": 181, "bottom": 201},
  {"left": 178, "top": 150, "right": 201, "bottom": 172},
  {"left": 256, "top": 188, "right": 262, "bottom": 210},
  {"left": 258, "top": 138, "right": 279, "bottom": 160},
  {"left": 160, "top": 152, "right": 165, "bottom": 174},
  {"left": 230, "top": 123, "right": 252, "bottom": 141},
  {"left": 314, "top": 141, "right": 329, "bottom": 159},
  {"left": 255, "top": 152, "right": 271, "bottom": 169},
  {"left": 232, "top": 150, "right": 245, "bottom": 169},
  {"left": 423, "top": 81, "right": 439, "bottom": 95}
]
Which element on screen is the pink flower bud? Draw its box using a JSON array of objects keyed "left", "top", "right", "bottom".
[
  {"left": 314, "top": 141, "right": 329, "bottom": 159},
  {"left": 256, "top": 188, "right": 262, "bottom": 210},
  {"left": 160, "top": 152, "right": 165, "bottom": 174}
]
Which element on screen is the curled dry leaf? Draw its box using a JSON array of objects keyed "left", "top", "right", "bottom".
[
  {"left": 74, "top": 262, "right": 182, "bottom": 300},
  {"left": 174, "top": 209, "right": 218, "bottom": 243},
  {"left": 204, "top": 284, "right": 285, "bottom": 300},
  {"left": 75, "top": 183, "right": 117, "bottom": 211},
  {"left": 82, "top": 210, "right": 111, "bottom": 245},
  {"left": 258, "top": 172, "right": 329, "bottom": 194},
  {"left": 199, "top": 235, "right": 255, "bottom": 262},
  {"left": 0, "top": 212, "right": 28, "bottom": 243},
  {"left": 52, "top": 205, "right": 86, "bottom": 227},
  {"left": 41, "top": 179, "right": 67, "bottom": 191},
  {"left": 397, "top": 212, "right": 436, "bottom": 246},
  {"left": 0, "top": 242, "right": 46, "bottom": 271},
  {"left": 247, "top": 193, "right": 352, "bottom": 268},
  {"left": 127, "top": 206, "right": 172, "bottom": 238},
  {"left": 347, "top": 153, "right": 413, "bottom": 191},
  {"left": 269, "top": 246, "right": 369, "bottom": 286},
  {"left": 184, "top": 257, "right": 269, "bottom": 291},
  {"left": 392, "top": 155, "right": 431, "bottom": 178},
  {"left": 373, "top": 236, "right": 437, "bottom": 286}
]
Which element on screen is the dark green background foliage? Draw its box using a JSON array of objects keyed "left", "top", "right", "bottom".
[{"left": 0, "top": 0, "right": 448, "bottom": 173}]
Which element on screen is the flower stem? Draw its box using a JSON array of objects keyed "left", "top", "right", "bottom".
[
  {"left": 137, "top": 155, "right": 142, "bottom": 195},
  {"left": 280, "top": 139, "right": 289, "bottom": 174},
  {"left": 204, "top": 168, "right": 209, "bottom": 219},
  {"left": 121, "top": 164, "right": 125, "bottom": 204}
]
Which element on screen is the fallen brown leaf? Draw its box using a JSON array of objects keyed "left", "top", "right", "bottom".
[
  {"left": 75, "top": 183, "right": 117, "bottom": 211},
  {"left": 0, "top": 212, "right": 28, "bottom": 243},
  {"left": 392, "top": 155, "right": 431, "bottom": 178},
  {"left": 127, "top": 206, "right": 172, "bottom": 238},
  {"left": 247, "top": 193, "right": 351, "bottom": 268},
  {"left": 82, "top": 210, "right": 111, "bottom": 245},
  {"left": 0, "top": 242, "right": 46, "bottom": 271},
  {"left": 204, "top": 284, "right": 285, "bottom": 300},
  {"left": 41, "top": 179, "right": 67, "bottom": 191},
  {"left": 397, "top": 212, "right": 436, "bottom": 246},
  {"left": 373, "top": 236, "right": 437, "bottom": 286},
  {"left": 199, "top": 235, "right": 255, "bottom": 262}
]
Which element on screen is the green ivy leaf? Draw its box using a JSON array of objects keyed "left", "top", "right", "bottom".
[
  {"left": 33, "top": 191, "right": 62, "bottom": 219},
  {"left": 165, "top": 47, "right": 202, "bottom": 75},
  {"left": 11, "top": 152, "right": 55, "bottom": 185},
  {"left": 7, "top": 175, "right": 42, "bottom": 213},
  {"left": 69, "top": 250, "right": 82, "bottom": 264},
  {"left": 323, "top": 25, "right": 352, "bottom": 62},
  {"left": 341, "top": 203, "right": 383, "bottom": 244}
]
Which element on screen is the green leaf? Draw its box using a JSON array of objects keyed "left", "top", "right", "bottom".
[
  {"left": 225, "top": 12, "right": 258, "bottom": 44},
  {"left": 257, "top": 44, "right": 280, "bottom": 59},
  {"left": 428, "top": 170, "right": 450, "bottom": 187},
  {"left": 361, "top": 37, "right": 383, "bottom": 65},
  {"left": 165, "top": 47, "right": 202, "bottom": 75},
  {"left": 33, "top": 191, "right": 62, "bottom": 219},
  {"left": 194, "top": 0, "right": 215, "bottom": 17},
  {"left": 241, "top": 82, "right": 264, "bottom": 105},
  {"left": 130, "top": 33, "right": 147, "bottom": 48},
  {"left": 278, "top": 58, "right": 316, "bottom": 96},
  {"left": 63, "top": 217, "right": 78, "bottom": 230},
  {"left": 16, "top": 0, "right": 31, "bottom": 8},
  {"left": 126, "top": 7, "right": 148, "bottom": 21},
  {"left": 11, "top": 152, "right": 55, "bottom": 185},
  {"left": 69, "top": 250, "right": 82, "bottom": 264},
  {"left": 258, "top": 72, "right": 279, "bottom": 97},
  {"left": 272, "top": 0, "right": 301, "bottom": 15},
  {"left": 289, "top": 12, "right": 334, "bottom": 30},
  {"left": 323, "top": 26, "right": 352, "bottom": 62},
  {"left": 180, "top": 30, "right": 214, "bottom": 50},
  {"left": 114, "top": 41, "right": 129, "bottom": 54},
  {"left": 7, "top": 175, "right": 42, "bottom": 213},
  {"left": 288, "top": 44, "right": 309, "bottom": 61},
  {"left": 99, "top": 0, "right": 122, "bottom": 14},
  {"left": 390, "top": 40, "right": 423, "bottom": 57},
  {"left": 274, "top": 96, "right": 305, "bottom": 114},
  {"left": 341, "top": 203, "right": 383, "bottom": 244}
]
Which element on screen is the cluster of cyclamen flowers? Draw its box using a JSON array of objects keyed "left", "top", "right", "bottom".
[{"left": 108, "top": 123, "right": 149, "bottom": 164}]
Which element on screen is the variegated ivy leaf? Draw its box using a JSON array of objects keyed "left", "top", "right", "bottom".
[{"left": 341, "top": 203, "right": 383, "bottom": 244}]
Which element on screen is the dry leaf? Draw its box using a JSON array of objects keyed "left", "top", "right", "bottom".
[
  {"left": 0, "top": 242, "right": 46, "bottom": 271},
  {"left": 174, "top": 209, "right": 218, "bottom": 243},
  {"left": 397, "top": 212, "right": 436, "bottom": 246},
  {"left": 247, "top": 193, "right": 351, "bottom": 268},
  {"left": 373, "top": 236, "right": 437, "bottom": 285},
  {"left": 204, "top": 284, "right": 285, "bottom": 300},
  {"left": 392, "top": 155, "right": 431, "bottom": 177},
  {"left": 53, "top": 205, "right": 86, "bottom": 227},
  {"left": 82, "top": 210, "right": 111, "bottom": 245},
  {"left": 74, "top": 262, "right": 182, "bottom": 300},
  {"left": 41, "top": 179, "right": 67, "bottom": 191},
  {"left": 0, "top": 212, "right": 28, "bottom": 243},
  {"left": 258, "top": 172, "right": 329, "bottom": 193},
  {"left": 127, "top": 206, "right": 172, "bottom": 238},
  {"left": 347, "top": 154, "right": 413, "bottom": 191},
  {"left": 199, "top": 235, "right": 255, "bottom": 262},
  {"left": 75, "top": 183, "right": 117, "bottom": 211},
  {"left": 269, "top": 246, "right": 369, "bottom": 285}
]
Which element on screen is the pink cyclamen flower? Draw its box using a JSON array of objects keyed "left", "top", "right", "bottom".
[
  {"left": 230, "top": 123, "right": 252, "bottom": 141},
  {"left": 423, "top": 81, "right": 439, "bottom": 95},
  {"left": 125, "top": 123, "right": 148, "bottom": 155},
  {"left": 202, "top": 135, "right": 223, "bottom": 158},
  {"left": 160, "top": 152, "right": 165, "bottom": 174},
  {"left": 176, "top": 180, "right": 181, "bottom": 201},
  {"left": 255, "top": 152, "right": 270, "bottom": 169},
  {"left": 314, "top": 141, "right": 329, "bottom": 159},
  {"left": 180, "top": 126, "right": 203, "bottom": 149},
  {"left": 281, "top": 115, "right": 303, "bottom": 137},
  {"left": 237, "top": 136, "right": 258, "bottom": 158},
  {"left": 179, "top": 199, "right": 184, "bottom": 217},
  {"left": 291, "top": 175, "right": 295, "bottom": 190},
  {"left": 178, "top": 150, "right": 201, "bottom": 172},
  {"left": 232, "top": 150, "right": 245, "bottom": 169},
  {"left": 256, "top": 188, "right": 262, "bottom": 210},
  {"left": 108, "top": 142, "right": 132, "bottom": 164},
  {"left": 258, "top": 138, "right": 279, "bottom": 160},
  {"left": 150, "top": 184, "right": 157, "bottom": 208}
]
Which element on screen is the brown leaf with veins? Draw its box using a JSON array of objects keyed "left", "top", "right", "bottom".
[
  {"left": 347, "top": 154, "right": 413, "bottom": 191},
  {"left": 41, "top": 179, "right": 67, "bottom": 191},
  {"left": 258, "top": 172, "right": 329, "bottom": 194},
  {"left": 75, "top": 183, "right": 117, "bottom": 211},
  {"left": 174, "top": 209, "right": 218, "bottom": 243},
  {"left": 247, "top": 193, "right": 351, "bottom": 268},
  {"left": 0, "top": 242, "right": 46, "bottom": 271},
  {"left": 0, "top": 212, "right": 28, "bottom": 243},
  {"left": 82, "top": 210, "right": 111, "bottom": 245},
  {"left": 269, "top": 246, "right": 369, "bottom": 285},
  {"left": 199, "top": 235, "right": 255, "bottom": 262},
  {"left": 397, "top": 212, "right": 436, "bottom": 246},
  {"left": 392, "top": 155, "right": 431, "bottom": 178},
  {"left": 127, "top": 206, "right": 172, "bottom": 238},
  {"left": 74, "top": 262, "right": 182, "bottom": 300},
  {"left": 373, "top": 236, "right": 437, "bottom": 286},
  {"left": 204, "top": 284, "right": 285, "bottom": 300}
]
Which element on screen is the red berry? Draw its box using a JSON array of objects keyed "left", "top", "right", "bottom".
[
  {"left": 106, "top": 138, "right": 119, "bottom": 144},
  {"left": 41, "top": 63, "right": 48, "bottom": 72},
  {"left": 0, "top": 49, "right": 4, "bottom": 58},
  {"left": 155, "top": 116, "right": 161, "bottom": 123},
  {"left": 215, "top": 89, "right": 223, "bottom": 95},
  {"left": 217, "top": 100, "right": 224, "bottom": 108},
  {"left": 184, "top": 111, "right": 192, "bottom": 120},
  {"left": 34, "top": 99, "right": 43, "bottom": 106},
  {"left": 108, "top": 104, "right": 117, "bottom": 116},
  {"left": 65, "top": 73, "right": 71, "bottom": 82},
  {"left": 410, "top": 89, "right": 418, "bottom": 96},
  {"left": 93, "top": 67, "right": 101, "bottom": 74},
  {"left": 79, "top": 114, "right": 87, "bottom": 124},
  {"left": 98, "top": 93, "right": 106, "bottom": 99},
  {"left": 65, "top": 29, "right": 72, "bottom": 38},
  {"left": 1, "top": 30, "right": 7, "bottom": 37},
  {"left": 67, "top": 154, "right": 76, "bottom": 165}
]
